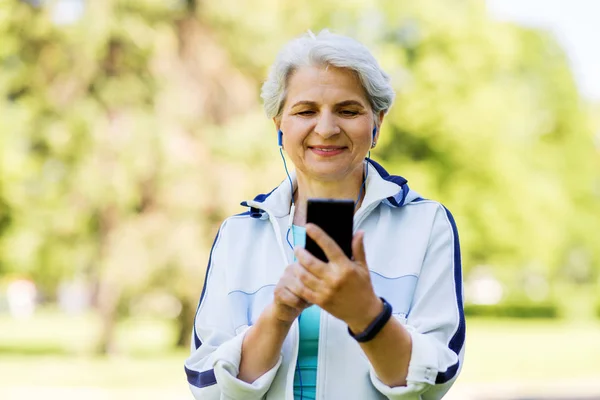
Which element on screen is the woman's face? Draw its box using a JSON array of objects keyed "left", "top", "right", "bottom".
[{"left": 277, "top": 65, "right": 381, "bottom": 183}]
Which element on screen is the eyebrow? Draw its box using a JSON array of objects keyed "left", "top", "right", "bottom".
[{"left": 290, "top": 100, "right": 366, "bottom": 108}]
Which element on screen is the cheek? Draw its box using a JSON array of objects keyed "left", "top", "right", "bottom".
[
  {"left": 341, "top": 117, "right": 373, "bottom": 143},
  {"left": 349, "top": 128, "right": 373, "bottom": 148},
  {"left": 358, "top": 132, "right": 372, "bottom": 145},
  {"left": 282, "top": 119, "right": 313, "bottom": 144}
]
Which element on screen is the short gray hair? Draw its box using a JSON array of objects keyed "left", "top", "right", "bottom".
[{"left": 261, "top": 30, "right": 395, "bottom": 120}]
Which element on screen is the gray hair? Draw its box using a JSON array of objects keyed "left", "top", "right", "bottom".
[{"left": 261, "top": 30, "right": 395, "bottom": 120}]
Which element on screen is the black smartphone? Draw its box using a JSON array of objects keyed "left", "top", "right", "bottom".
[{"left": 305, "top": 198, "right": 354, "bottom": 262}]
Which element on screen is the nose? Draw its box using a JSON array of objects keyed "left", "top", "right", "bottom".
[{"left": 313, "top": 110, "right": 340, "bottom": 139}]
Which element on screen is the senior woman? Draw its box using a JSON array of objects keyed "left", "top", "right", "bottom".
[{"left": 185, "top": 30, "right": 465, "bottom": 400}]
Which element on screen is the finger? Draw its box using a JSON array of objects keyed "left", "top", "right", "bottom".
[
  {"left": 276, "top": 287, "right": 310, "bottom": 311},
  {"left": 294, "top": 247, "right": 328, "bottom": 278},
  {"left": 351, "top": 230, "right": 368, "bottom": 267},
  {"left": 305, "top": 223, "right": 346, "bottom": 263},
  {"left": 277, "top": 265, "right": 312, "bottom": 304},
  {"left": 291, "top": 262, "right": 323, "bottom": 292},
  {"left": 284, "top": 274, "right": 318, "bottom": 305},
  {"left": 275, "top": 271, "right": 306, "bottom": 307}
]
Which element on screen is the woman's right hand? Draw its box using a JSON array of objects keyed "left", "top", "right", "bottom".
[{"left": 271, "top": 262, "right": 312, "bottom": 324}]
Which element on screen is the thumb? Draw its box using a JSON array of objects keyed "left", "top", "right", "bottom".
[{"left": 351, "top": 230, "right": 367, "bottom": 267}]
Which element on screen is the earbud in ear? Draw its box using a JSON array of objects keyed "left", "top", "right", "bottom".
[
  {"left": 371, "top": 127, "right": 377, "bottom": 149},
  {"left": 278, "top": 130, "right": 283, "bottom": 147}
]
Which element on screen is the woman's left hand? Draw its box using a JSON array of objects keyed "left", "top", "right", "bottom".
[{"left": 292, "top": 224, "right": 383, "bottom": 333}]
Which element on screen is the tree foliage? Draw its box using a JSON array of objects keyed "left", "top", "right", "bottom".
[{"left": 0, "top": 0, "right": 598, "bottom": 351}]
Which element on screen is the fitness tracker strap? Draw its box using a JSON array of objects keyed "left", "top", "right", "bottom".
[{"left": 347, "top": 297, "right": 393, "bottom": 343}]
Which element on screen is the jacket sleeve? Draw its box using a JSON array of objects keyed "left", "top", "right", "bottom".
[
  {"left": 184, "top": 222, "right": 282, "bottom": 400},
  {"left": 370, "top": 204, "right": 466, "bottom": 400}
]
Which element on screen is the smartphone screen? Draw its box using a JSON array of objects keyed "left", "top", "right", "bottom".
[{"left": 305, "top": 199, "right": 354, "bottom": 262}]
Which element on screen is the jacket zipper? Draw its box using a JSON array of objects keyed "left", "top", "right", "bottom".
[
  {"left": 287, "top": 321, "right": 300, "bottom": 400},
  {"left": 315, "top": 302, "right": 327, "bottom": 400}
]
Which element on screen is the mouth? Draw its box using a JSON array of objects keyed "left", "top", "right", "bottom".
[{"left": 308, "top": 145, "right": 347, "bottom": 156}]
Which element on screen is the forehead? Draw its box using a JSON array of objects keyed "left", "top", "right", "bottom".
[{"left": 285, "top": 65, "right": 368, "bottom": 105}]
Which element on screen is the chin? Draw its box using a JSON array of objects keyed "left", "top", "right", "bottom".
[{"left": 305, "top": 164, "right": 352, "bottom": 182}]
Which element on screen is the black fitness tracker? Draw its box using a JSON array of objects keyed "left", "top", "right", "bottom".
[{"left": 347, "top": 297, "right": 393, "bottom": 343}]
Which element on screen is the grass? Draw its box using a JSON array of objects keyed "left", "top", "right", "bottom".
[
  {"left": 0, "top": 307, "right": 191, "bottom": 399},
  {"left": 460, "top": 317, "right": 600, "bottom": 383},
  {"left": 1, "top": 309, "right": 599, "bottom": 399}
]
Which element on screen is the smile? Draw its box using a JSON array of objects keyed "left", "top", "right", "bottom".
[{"left": 309, "top": 146, "right": 346, "bottom": 156}]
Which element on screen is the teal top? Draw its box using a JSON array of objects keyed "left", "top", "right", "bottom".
[{"left": 291, "top": 224, "right": 320, "bottom": 400}]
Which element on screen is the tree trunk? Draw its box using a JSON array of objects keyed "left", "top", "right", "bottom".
[
  {"left": 96, "top": 282, "right": 121, "bottom": 355},
  {"left": 176, "top": 296, "right": 195, "bottom": 348},
  {"left": 93, "top": 205, "right": 120, "bottom": 355}
]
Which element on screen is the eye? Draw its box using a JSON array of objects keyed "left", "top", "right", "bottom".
[
  {"left": 297, "top": 110, "right": 316, "bottom": 116},
  {"left": 340, "top": 110, "right": 359, "bottom": 117}
]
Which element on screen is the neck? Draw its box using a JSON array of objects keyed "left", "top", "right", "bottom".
[{"left": 292, "top": 163, "right": 366, "bottom": 226}]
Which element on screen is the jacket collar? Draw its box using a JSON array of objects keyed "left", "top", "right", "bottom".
[{"left": 241, "top": 159, "right": 418, "bottom": 218}]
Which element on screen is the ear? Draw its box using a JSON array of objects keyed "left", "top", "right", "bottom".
[
  {"left": 273, "top": 118, "right": 283, "bottom": 147},
  {"left": 374, "top": 111, "right": 385, "bottom": 143},
  {"left": 378, "top": 110, "right": 385, "bottom": 126}
]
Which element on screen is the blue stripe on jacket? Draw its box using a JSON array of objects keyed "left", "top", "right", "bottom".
[
  {"left": 185, "top": 366, "right": 217, "bottom": 388},
  {"left": 411, "top": 197, "right": 465, "bottom": 383},
  {"left": 435, "top": 206, "right": 465, "bottom": 384}
]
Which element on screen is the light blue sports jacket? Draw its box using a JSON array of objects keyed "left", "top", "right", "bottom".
[{"left": 185, "top": 159, "right": 465, "bottom": 400}]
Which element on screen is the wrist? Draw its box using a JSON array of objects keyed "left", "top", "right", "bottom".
[
  {"left": 347, "top": 296, "right": 384, "bottom": 334},
  {"left": 264, "top": 303, "right": 294, "bottom": 330},
  {"left": 347, "top": 297, "right": 393, "bottom": 343}
]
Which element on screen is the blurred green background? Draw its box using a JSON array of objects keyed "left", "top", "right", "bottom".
[{"left": 1, "top": 0, "right": 599, "bottom": 399}]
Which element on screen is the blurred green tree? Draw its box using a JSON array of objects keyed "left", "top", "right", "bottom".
[
  {"left": 370, "top": 1, "right": 600, "bottom": 296},
  {"left": 0, "top": 0, "right": 277, "bottom": 352},
  {"left": 0, "top": 0, "right": 598, "bottom": 354}
]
